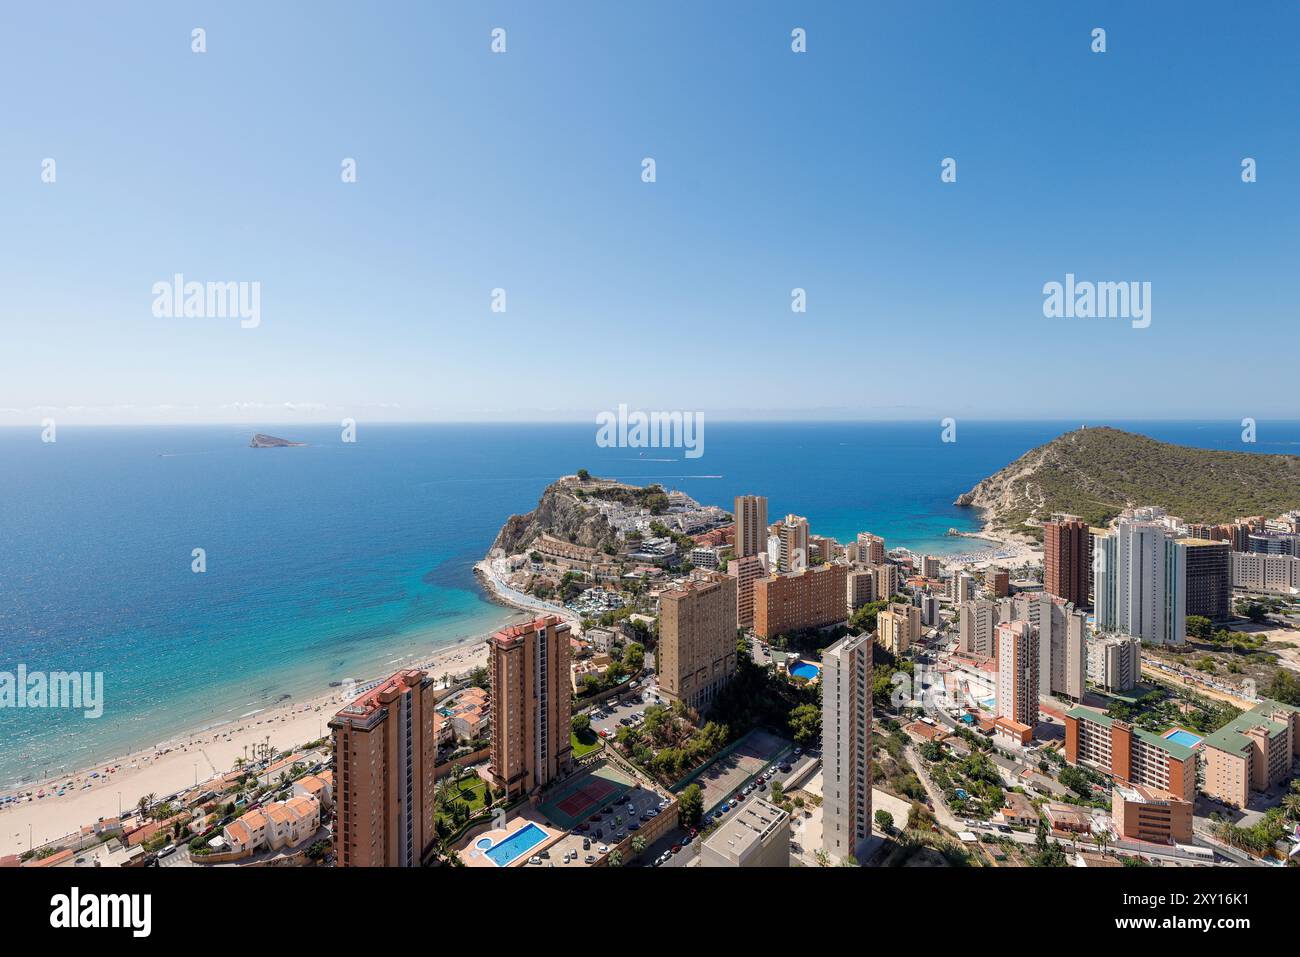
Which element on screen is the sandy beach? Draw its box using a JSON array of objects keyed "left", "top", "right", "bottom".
[
  {"left": 0, "top": 625, "right": 512, "bottom": 857},
  {"left": 942, "top": 524, "right": 1042, "bottom": 570}
]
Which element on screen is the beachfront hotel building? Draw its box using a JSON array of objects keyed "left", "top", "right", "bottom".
[
  {"left": 876, "top": 602, "right": 921, "bottom": 656},
  {"left": 734, "top": 494, "right": 768, "bottom": 559},
  {"left": 1064, "top": 706, "right": 1197, "bottom": 803},
  {"left": 995, "top": 620, "right": 1039, "bottom": 729},
  {"left": 752, "top": 563, "right": 848, "bottom": 640},
  {"left": 658, "top": 572, "right": 738, "bottom": 712},
  {"left": 488, "top": 615, "right": 573, "bottom": 800},
  {"left": 329, "top": 669, "right": 439, "bottom": 867},
  {"left": 1044, "top": 515, "right": 1091, "bottom": 608},
  {"left": 822, "top": 631, "right": 873, "bottom": 865},
  {"left": 1200, "top": 698, "right": 1300, "bottom": 808}
]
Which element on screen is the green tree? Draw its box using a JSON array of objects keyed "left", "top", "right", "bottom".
[
  {"left": 571, "top": 713, "right": 591, "bottom": 735},
  {"left": 1185, "top": 615, "right": 1213, "bottom": 640},
  {"left": 678, "top": 784, "right": 704, "bottom": 827},
  {"left": 788, "top": 702, "right": 821, "bottom": 746},
  {"left": 1268, "top": 669, "right": 1300, "bottom": 707},
  {"left": 874, "top": 809, "right": 894, "bottom": 834}
]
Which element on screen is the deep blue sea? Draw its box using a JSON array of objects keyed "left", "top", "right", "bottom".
[{"left": 1, "top": 419, "right": 1297, "bottom": 787}]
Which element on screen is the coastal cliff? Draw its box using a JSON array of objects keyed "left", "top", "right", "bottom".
[
  {"left": 490, "top": 475, "right": 621, "bottom": 555},
  {"left": 956, "top": 426, "right": 1300, "bottom": 537}
]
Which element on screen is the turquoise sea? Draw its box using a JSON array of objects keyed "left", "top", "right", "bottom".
[{"left": 1, "top": 419, "right": 1297, "bottom": 787}]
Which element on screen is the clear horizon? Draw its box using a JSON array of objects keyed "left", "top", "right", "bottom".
[{"left": 5, "top": 416, "right": 1300, "bottom": 429}]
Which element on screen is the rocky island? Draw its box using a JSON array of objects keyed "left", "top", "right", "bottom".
[{"left": 249, "top": 433, "right": 307, "bottom": 448}]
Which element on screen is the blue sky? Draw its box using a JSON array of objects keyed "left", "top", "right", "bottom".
[{"left": 2, "top": 1, "right": 1297, "bottom": 425}]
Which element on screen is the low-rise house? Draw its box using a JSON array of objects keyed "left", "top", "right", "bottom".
[
  {"left": 904, "top": 721, "right": 948, "bottom": 746},
  {"left": 293, "top": 773, "right": 334, "bottom": 810},
  {"left": 584, "top": 627, "right": 616, "bottom": 652},
  {"left": 998, "top": 792, "right": 1039, "bottom": 828},
  {"left": 572, "top": 654, "right": 614, "bottom": 691},
  {"left": 1043, "top": 802, "right": 1093, "bottom": 835},
  {"left": 222, "top": 795, "right": 320, "bottom": 856}
]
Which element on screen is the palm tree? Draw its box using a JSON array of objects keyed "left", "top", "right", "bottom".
[
  {"left": 1281, "top": 793, "right": 1300, "bottom": 822},
  {"left": 631, "top": 836, "right": 646, "bottom": 856},
  {"left": 1093, "top": 829, "right": 1111, "bottom": 856},
  {"left": 607, "top": 849, "right": 623, "bottom": 867}
]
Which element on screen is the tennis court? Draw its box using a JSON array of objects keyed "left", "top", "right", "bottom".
[{"left": 537, "top": 763, "right": 635, "bottom": 830}]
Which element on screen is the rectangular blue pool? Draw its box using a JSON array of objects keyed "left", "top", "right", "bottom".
[
  {"left": 484, "top": 822, "right": 549, "bottom": 867},
  {"left": 1163, "top": 729, "right": 1202, "bottom": 749}
]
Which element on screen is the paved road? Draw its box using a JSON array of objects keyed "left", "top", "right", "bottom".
[
  {"left": 481, "top": 559, "right": 580, "bottom": 624},
  {"left": 157, "top": 845, "right": 192, "bottom": 868}
]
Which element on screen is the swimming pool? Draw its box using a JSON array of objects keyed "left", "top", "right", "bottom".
[
  {"left": 789, "top": 662, "right": 820, "bottom": 680},
  {"left": 1163, "top": 729, "right": 1203, "bottom": 749},
  {"left": 484, "top": 822, "right": 549, "bottom": 867}
]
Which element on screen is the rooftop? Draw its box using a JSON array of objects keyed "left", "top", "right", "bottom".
[
  {"left": 334, "top": 669, "right": 427, "bottom": 721},
  {"left": 1064, "top": 706, "right": 1196, "bottom": 761},
  {"left": 1200, "top": 698, "right": 1300, "bottom": 756},
  {"left": 702, "top": 798, "right": 788, "bottom": 861},
  {"left": 490, "top": 615, "right": 567, "bottom": 647}
]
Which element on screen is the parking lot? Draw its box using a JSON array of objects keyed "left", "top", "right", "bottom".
[{"left": 586, "top": 685, "right": 662, "bottom": 740}]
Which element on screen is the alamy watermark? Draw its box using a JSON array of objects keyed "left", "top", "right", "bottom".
[
  {"left": 1043, "top": 273, "right": 1150, "bottom": 329},
  {"left": 152, "top": 274, "right": 261, "bottom": 329},
  {"left": 595, "top": 403, "right": 704, "bottom": 459},
  {"left": 0, "top": 665, "right": 104, "bottom": 719}
]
